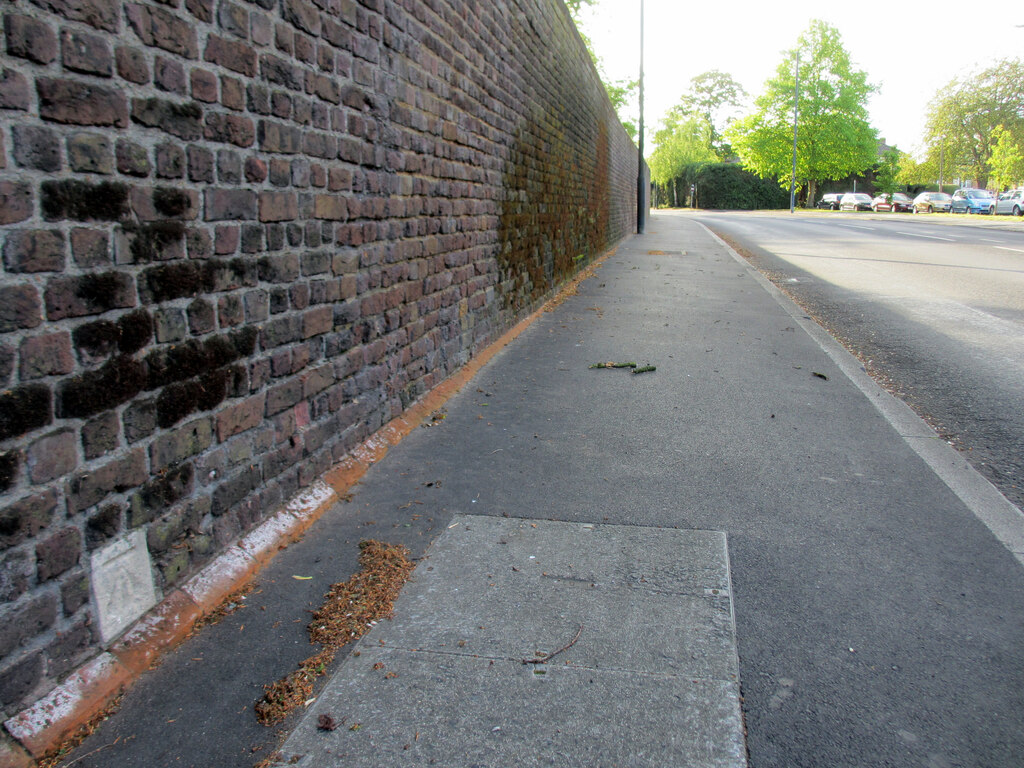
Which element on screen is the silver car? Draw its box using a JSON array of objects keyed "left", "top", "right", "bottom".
[
  {"left": 912, "top": 192, "right": 952, "bottom": 213},
  {"left": 994, "top": 189, "right": 1024, "bottom": 216}
]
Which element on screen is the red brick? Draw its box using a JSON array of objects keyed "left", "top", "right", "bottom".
[
  {"left": 216, "top": 393, "right": 266, "bottom": 440},
  {"left": 0, "top": 181, "right": 32, "bottom": 224},
  {"left": 0, "top": 67, "right": 28, "bottom": 112},
  {"left": 4, "top": 15, "right": 57, "bottom": 64},
  {"left": 19, "top": 332, "right": 73, "bottom": 380},
  {"left": 126, "top": 3, "right": 199, "bottom": 58},
  {"left": 258, "top": 190, "right": 298, "bottom": 222},
  {"left": 37, "top": 78, "right": 128, "bottom": 127},
  {"left": 204, "top": 35, "right": 257, "bottom": 76}
]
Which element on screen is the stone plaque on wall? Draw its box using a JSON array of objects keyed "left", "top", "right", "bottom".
[{"left": 90, "top": 530, "right": 158, "bottom": 644}]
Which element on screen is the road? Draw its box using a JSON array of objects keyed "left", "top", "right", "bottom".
[{"left": 693, "top": 209, "right": 1024, "bottom": 512}]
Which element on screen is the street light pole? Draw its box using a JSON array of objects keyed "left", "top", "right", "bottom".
[
  {"left": 790, "top": 50, "right": 799, "bottom": 213},
  {"left": 636, "top": 0, "right": 645, "bottom": 233}
]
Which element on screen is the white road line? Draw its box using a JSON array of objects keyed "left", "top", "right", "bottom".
[
  {"left": 836, "top": 224, "right": 876, "bottom": 231},
  {"left": 980, "top": 238, "right": 1002, "bottom": 243},
  {"left": 896, "top": 231, "right": 956, "bottom": 242},
  {"left": 995, "top": 246, "right": 1024, "bottom": 253}
]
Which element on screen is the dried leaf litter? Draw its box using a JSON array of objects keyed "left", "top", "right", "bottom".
[{"left": 254, "top": 540, "right": 414, "bottom": 725}]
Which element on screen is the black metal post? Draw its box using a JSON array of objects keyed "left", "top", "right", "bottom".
[{"left": 636, "top": 0, "right": 645, "bottom": 233}]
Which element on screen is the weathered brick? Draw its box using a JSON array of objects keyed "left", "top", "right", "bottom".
[
  {"left": 131, "top": 97, "right": 203, "bottom": 140},
  {"left": 0, "top": 490, "right": 57, "bottom": 552},
  {"left": 3, "top": 229, "right": 65, "bottom": 273},
  {"left": 150, "top": 417, "right": 212, "bottom": 470},
  {"left": 61, "top": 570, "right": 91, "bottom": 612},
  {"left": 265, "top": 377, "right": 301, "bottom": 416},
  {"left": 211, "top": 463, "right": 261, "bottom": 515},
  {"left": 19, "top": 331, "right": 73, "bottom": 379},
  {"left": 116, "top": 45, "right": 150, "bottom": 83},
  {"left": 46, "top": 619, "right": 94, "bottom": 679},
  {"left": 0, "top": 593, "right": 57, "bottom": 659},
  {"left": 37, "top": 77, "right": 129, "bottom": 127},
  {"left": 85, "top": 504, "right": 121, "bottom": 549},
  {"left": 36, "top": 527, "right": 82, "bottom": 581},
  {"left": 67, "top": 132, "right": 115, "bottom": 174},
  {"left": 29, "top": 0, "right": 120, "bottom": 33},
  {"left": 116, "top": 139, "right": 151, "bottom": 177},
  {"left": 45, "top": 271, "right": 135, "bottom": 320},
  {"left": 186, "top": 0, "right": 215, "bottom": 23},
  {"left": 205, "top": 35, "right": 258, "bottom": 76},
  {"left": 153, "top": 307, "right": 187, "bottom": 342},
  {"left": 128, "top": 462, "right": 194, "bottom": 527},
  {"left": 204, "top": 188, "right": 257, "bottom": 220},
  {"left": 217, "top": 0, "right": 249, "bottom": 38},
  {"left": 154, "top": 56, "right": 188, "bottom": 94},
  {"left": 4, "top": 15, "right": 58, "bottom": 64},
  {"left": 66, "top": 448, "right": 147, "bottom": 513},
  {"left": 0, "top": 384, "right": 52, "bottom": 441},
  {"left": 0, "top": 648, "right": 45, "bottom": 710},
  {"left": 57, "top": 355, "right": 146, "bottom": 419},
  {"left": 258, "top": 190, "right": 298, "bottom": 222},
  {"left": 191, "top": 68, "right": 219, "bottom": 102},
  {"left": 302, "top": 305, "right": 333, "bottom": 337},
  {"left": 216, "top": 392, "right": 265, "bottom": 440},
  {"left": 126, "top": 3, "right": 199, "bottom": 58},
  {"left": 0, "top": 284, "right": 42, "bottom": 332},
  {"left": 314, "top": 194, "right": 347, "bottom": 220},
  {"left": 204, "top": 112, "right": 256, "bottom": 147},
  {"left": 155, "top": 141, "right": 186, "bottom": 178},
  {"left": 11, "top": 124, "right": 61, "bottom": 172},
  {"left": 244, "top": 155, "right": 268, "bottom": 182},
  {"left": 82, "top": 411, "right": 120, "bottom": 460},
  {"left": 0, "top": 181, "right": 32, "bottom": 224},
  {"left": 0, "top": 548, "right": 34, "bottom": 602},
  {"left": 26, "top": 429, "right": 77, "bottom": 484},
  {"left": 41, "top": 179, "right": 129, "bottom": 221},
  {"left": 257, "top": 120, "right": 302, "bottom": 153},
  {"left": 61, "top": 28, "right": 113, "bottom": 76},
  {"left": 0, "top": 67, "right": 30, "bottom": 111},
  {"left": 123, "top": 398, "right": 157, "bottom": 443}
]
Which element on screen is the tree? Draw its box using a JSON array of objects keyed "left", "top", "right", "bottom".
[
  {"left": 874, "top": 148, "right": 902, "bottom": 199},
  {"left": 675, "top": 70, "right": 747, "bottom": 159},
  {"left": 923, "top": 59, "right": 1024, "bottom": 188},
  {"left": 725, "top": 20, "right": 877, "bottom": 205},
  {"left": 648, "top": 111, "right": 716, "bottom": 202},
  {"left": 989, "top": 125, "right": 1024, "bottom": 191}
]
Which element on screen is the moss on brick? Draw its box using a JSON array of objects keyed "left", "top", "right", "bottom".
[
  {"left": 139, "top": 261, "right": 204, "bottom": 303},
  {"left": 0, "top": 450, "right": 21, "bottom": 492},
  {"left": 152, "top": 187, "right": 191, "bottom": 217},
  {"left": 0, "top": 385, "right": 52, "bottom": 441},
  {"left": 125, "top": 220, "right": 186, "bottom": 263},
  {"left": 76, "top": 272, "right": 133, "bottom": 310},
  {"left": 57, "top": 355, "right": 146, "bottom": 419},
  {"left": 73, "top": 320, "right": 120, "bottom": 359},
  {"left": 41, "top": 179, "right": 130, "bottom": 221},
  {"left": 117, "top": 309, "right": 153, "bottom": 353}
]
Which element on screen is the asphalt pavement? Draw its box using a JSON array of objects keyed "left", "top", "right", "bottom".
[{"left": 57, "top": 211, "right": 1024, "bottom": 768}]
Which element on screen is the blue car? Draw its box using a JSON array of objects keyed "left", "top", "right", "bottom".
[{"left": 950, "top": 188, "right": 995, "bottom": 214}]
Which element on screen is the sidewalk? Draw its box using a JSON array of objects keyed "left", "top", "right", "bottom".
[{"left": 53, "top": 212, "right": 1024, "bottom": 767}]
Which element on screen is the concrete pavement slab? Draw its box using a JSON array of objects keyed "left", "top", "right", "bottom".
[{"left": 277, "top": 515, "right": 745, "bottom": 768}]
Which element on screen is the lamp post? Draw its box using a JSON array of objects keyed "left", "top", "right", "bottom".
[
  {"left": 789, "top": 50, "right": 799, "bottom": 213},
  {"left": 636, "top": 0, "right": 645, "bottom": 233}
]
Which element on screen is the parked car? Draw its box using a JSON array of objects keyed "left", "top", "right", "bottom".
[
  {"left": 950, "top": 188, "right": 995, "bottom": 214},
  {"left": 840, "top": 193, "right": 873, "bottom": 211},
  {"left": 911, "top": 192, "right": 952, "bottom": 213},
  {"left": 994, "top": 189, "right": 1024, "bottom": 216},
  {"left": 872, "top": 192, "right": 914, "bottom": 212},
  {"left": 817, "top": 193, "right": 843, "bottom": 210}
]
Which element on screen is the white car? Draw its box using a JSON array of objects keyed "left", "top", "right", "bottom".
[{"left": 994, "top": 189, "right": 1024, "bottom": 216}]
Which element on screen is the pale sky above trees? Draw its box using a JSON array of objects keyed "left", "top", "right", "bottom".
[{"left": 576, "top": 0, "right": 1024, "bottom": 158}]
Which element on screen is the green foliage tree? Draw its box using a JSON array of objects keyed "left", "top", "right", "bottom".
[
  {"left": 648, "top": 112, "right": 716, "bottom": 196},
  {"left": 988, "top": 125, "right": 1024, "bottom": 191},
  {"left": 726, "top": 19, "right": 877, "bottom": 206},
  {"left": 675, "top": 70, "right": 747, "bottom": 159},
  {"left": 923, "top": 59, "right": 1024, "bottom": 189},
  {"left": 874, "top": 148, "right": 902, "bottom": 199}
]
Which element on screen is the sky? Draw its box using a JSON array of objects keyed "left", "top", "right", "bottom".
[{"left": 577, "top": 1, "right": 1024, "bottom": 158}]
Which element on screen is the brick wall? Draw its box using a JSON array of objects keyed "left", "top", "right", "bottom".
[{"left": 0, "top": 0, "right": 637, "bottom": 725}]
